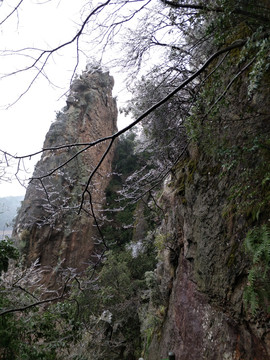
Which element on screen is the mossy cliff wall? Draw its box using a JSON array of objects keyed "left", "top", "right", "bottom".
[
  {"left": 146, "top": 60, "right": 270, "bottom": 358},
  {"left": 13, "top": 70, "right": 117, "bottom": 287}
]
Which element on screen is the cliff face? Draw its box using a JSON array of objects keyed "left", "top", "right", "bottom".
[
  {"left": 148, "top": 158, "right": 268, "bottom": 360},
  {"left": 146, "top": 72, "right": 270, "bottom": 357},
  {"left": 13, "top": 70, "right": 117, "bottom": 286}
]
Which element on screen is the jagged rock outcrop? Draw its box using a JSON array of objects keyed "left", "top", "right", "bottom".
[{"left": 13, "top": 70, "right": 117, "bottom": 287}]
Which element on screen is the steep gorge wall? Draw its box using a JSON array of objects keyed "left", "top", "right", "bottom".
[{"left": 13, "top": 70, "right": 117, "bottom": 287}]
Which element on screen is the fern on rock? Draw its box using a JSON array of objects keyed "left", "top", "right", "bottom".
[{"left": 244, "top": 224, "right": 270, "bottom": 314}]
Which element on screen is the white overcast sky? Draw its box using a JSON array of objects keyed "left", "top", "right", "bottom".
[{"left": 0, "top": 0, "right": 132, "bottom": 198}]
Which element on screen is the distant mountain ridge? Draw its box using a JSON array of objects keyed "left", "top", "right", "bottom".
[{"left": 0, "top": 196, "right": 23, "bottom": 237}]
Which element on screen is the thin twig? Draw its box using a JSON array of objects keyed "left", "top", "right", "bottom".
[{"left": 87, "top": 191, "right": 109, "bottom": 249}]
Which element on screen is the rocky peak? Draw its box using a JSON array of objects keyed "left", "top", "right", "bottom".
[{"left": 13, "top": 70, "right": 118, "bottom": 288}]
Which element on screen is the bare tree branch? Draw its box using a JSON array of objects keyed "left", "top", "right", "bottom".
[
  {"left": 87, "top": 191, "right": 109, "bottom": 249},
  {"left": 12, "top": 284, "right": 39, "bottom": 301},
  {"left": 79, "top": 139, "right": 115, "bottom": 214},
  {"left": 0, "top": 278, "right": 70, "bottom": 316},
  {"left": 1, "top": 0, "right": 157, "bottom": 108},
  {"left": 0, "top": 0, "right": 24, "bottom": 26},
  {"left": 30, "top": 144, "right": 94, "bottom": 180},
  {"left": 1, "top": 0, "right": 112, "bottom": 107}
]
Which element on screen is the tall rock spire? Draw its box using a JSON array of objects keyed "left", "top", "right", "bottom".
[{"left": 13, "top": 69, "right": 118, "bottom": 288}]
